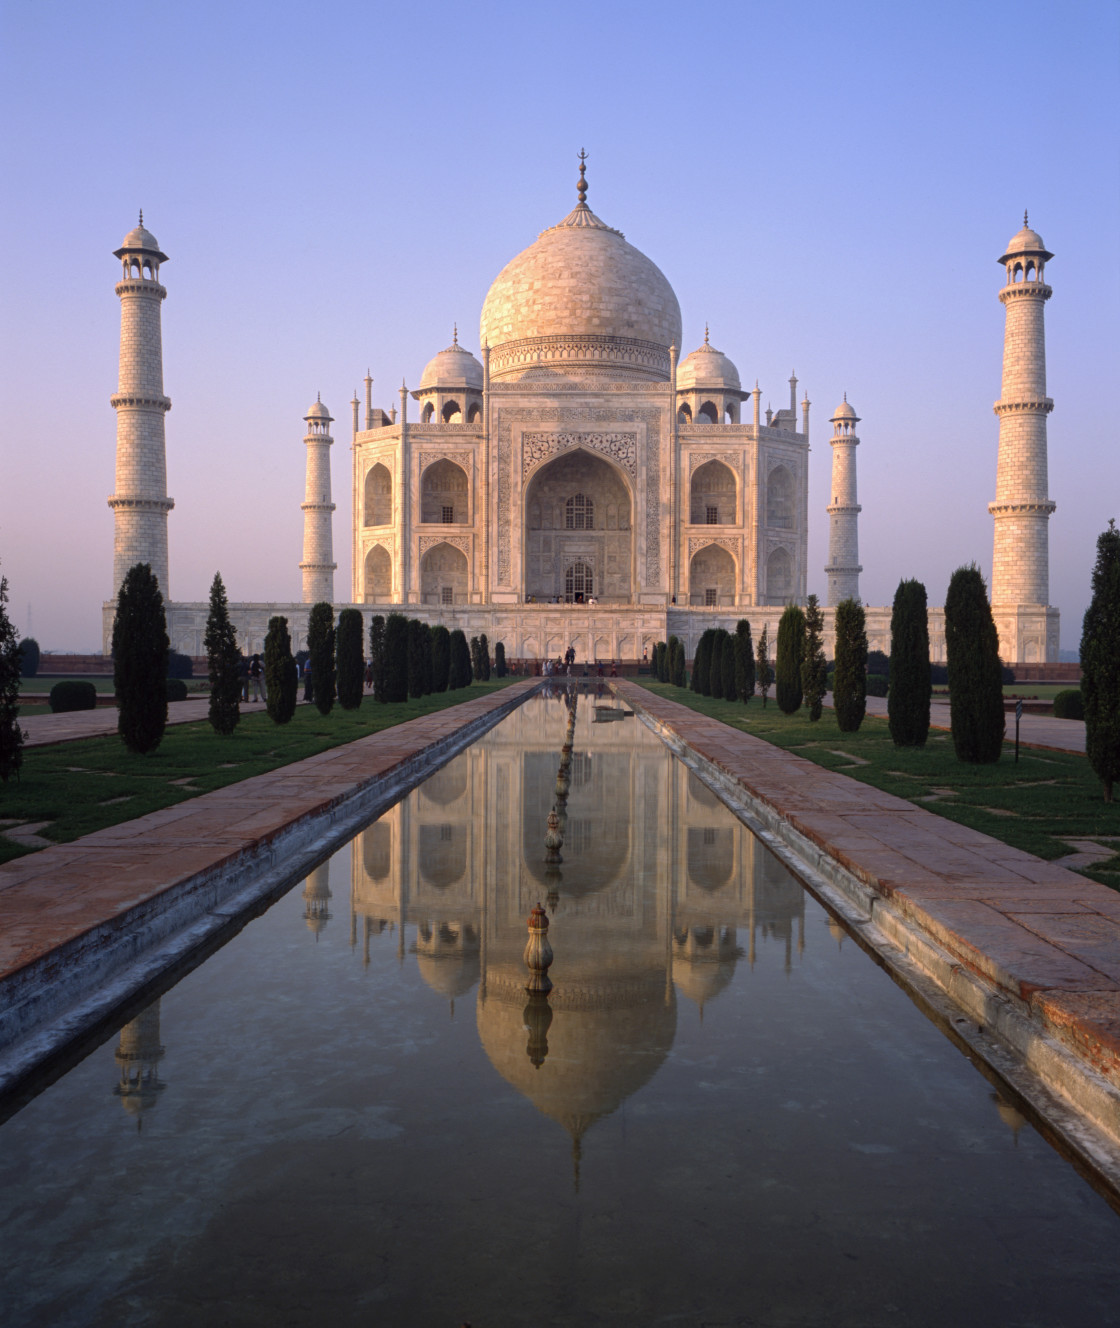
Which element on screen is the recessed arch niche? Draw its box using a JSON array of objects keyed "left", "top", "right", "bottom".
[
  {"left": 365, "top": 463, "right": 392, "bottom": 526},
  {"left": 364, "top": 544, "right": 392, "bottom": 601},
  {"left": 689, "top": 544, "right": 736, "bottom": 606},
  {"left": 523, "top": 449, "right": 632, "bottom": 602},
  {"left": 420, "top": 541, "right": 468, "bottom": 604},
  {"left": 690, "top": 459, "right": 736, "bottom": 525},
  {"left": 421, "top": 459, "right": 468, "bottom": 524}
]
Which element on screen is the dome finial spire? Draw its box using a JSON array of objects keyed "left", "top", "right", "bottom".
[
  {"left": 453, "top": 322, "right": 458, "bottom": 345},
  {"left": 704, "top": 322, "right": 710, "bottom": 346},
  {"left": 577, "top": 148, "right": 588, "bottom": 205},
  {"left": 1024, "top": 208, "right": 1029, "bottom": 228},
  {"left": 138, "top": 208, "right": 143, "bottom": 226}
]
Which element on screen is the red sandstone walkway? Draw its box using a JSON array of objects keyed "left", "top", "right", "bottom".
[
  {"left": 0, "top": 683, "right": 538, "bottom": 1010},
  {"left": 859, "top": 692, "right": 1087, "bottom": 754},
  {"left": 20, "top": 696, "right": 267, "bottom": 747},
  {"left": 615, "top": 681, "right": 1120, "bottom": 1097}
]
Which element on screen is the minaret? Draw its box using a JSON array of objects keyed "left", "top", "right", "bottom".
[
  {"left": 300, "top": 395, "right": 336, "bottom": 603},
  {"left": 825, "top": 395, "right": 862, "bottom": 605},
  {"left": 989, "top": 215, "right": 1058, "bottom": 661},
  {"left": 109, "top": 214, "right": 174, "bottom": 599},
  {"left": 113, "top": 999, "right": 166, "bottom": 1127}
]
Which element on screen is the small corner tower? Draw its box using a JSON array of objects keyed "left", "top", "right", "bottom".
[
  {"left": 109, "top": 214, "right": 174, "bottom": 599},
  {"left": 300, "top": 395, "right": 336, "bottom": 603},
  {"left": 825, "top": 395, "right": 862, "bottom": 605},
  {"left": 989, "top": 215, "right": 1059, "bottom": 662}
]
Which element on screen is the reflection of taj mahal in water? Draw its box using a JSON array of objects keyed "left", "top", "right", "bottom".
[{"left": 346, "top": 696, "right": 807, "bottom": 1161}]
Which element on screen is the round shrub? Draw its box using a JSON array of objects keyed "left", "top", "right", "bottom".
[
  {"left": 50, "top": 680, "right": 97, "bottom": 713},
  {"left": 166, "top": 677, "right": 188, "bottom": 702},
  {"left": 866, "top": 674, "right": 889, "bottom": 698},
  {"left": 1053, "top": 688, "right": 1084, "bottom": 720},
  {"left": 19, "top": 637, "right": 40, "bottom": 678}
]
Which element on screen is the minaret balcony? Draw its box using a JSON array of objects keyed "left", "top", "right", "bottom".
[{"left": 993, "top": 398, "right": 1053, "bottom": 416}]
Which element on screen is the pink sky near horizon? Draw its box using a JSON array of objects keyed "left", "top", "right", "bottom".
[{"left": 1, "top": 0, "right": 1117, "bottom": 653}]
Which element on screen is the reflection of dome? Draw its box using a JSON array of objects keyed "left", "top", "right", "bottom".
[
  {"left": 415, "top": 921, "right": 481, "bottom": 1000},
  {"left": 672, "top": 927, "right": 743, "bottom": 1010},
  {"left": 478, "top": 974, "right": 676, "bottom": 1138},
  {"left": 419, "top": 334, "right": 484, "bottom": 391},
  {"left": 677, "top": 333, "right": 741, "bottom": 391},
  {"left": 479, "top": 193, "right": 682, "bottom": 382}
]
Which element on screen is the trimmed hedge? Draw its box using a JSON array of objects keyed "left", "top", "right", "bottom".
[
  {"left": 50, "top": 680, "right": 97, "bottom": 712},
  {"left": 166, "top": 677, "right": 188, "bottom": 702},
  {"left": 1053, "top": 689, "right": 1084, "bottom": 720}
]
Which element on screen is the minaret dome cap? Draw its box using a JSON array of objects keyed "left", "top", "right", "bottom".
[
  {"left": 305, "top": 396, "right": 333, "bottom": 423},
  {"left": 676, "top": 332, "right": 742, "bottom": 392},
  {"left": 831, "top": 395, "right": 859, "bottom": 424},
  {"left": 113, "top": 215, "right": 168, "bottom": 263},
  {"left": 999, "top": 216, "right": 1053, "bottom": 265},
  {"left": 419, "top": 336, "right": 484, "bottom": 391}
]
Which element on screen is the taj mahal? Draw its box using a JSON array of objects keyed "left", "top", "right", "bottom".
[{"left": 103, "top": 159, "right": 1061, "bottom": 665}]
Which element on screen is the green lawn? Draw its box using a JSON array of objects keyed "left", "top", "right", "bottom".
[
  {"left": 0, "top": 681, "right": 518, "bottom": 866},
  {"left": 634, "top": 680, "right": 1119, "bottom": 891}
]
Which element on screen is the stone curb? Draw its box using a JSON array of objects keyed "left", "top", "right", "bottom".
[
  {"left": 614, "top": 681, "right": 1120, "bottom": 1200},
  {"left": 0, "top": 682, "right": 539, "bottom": 1097}
]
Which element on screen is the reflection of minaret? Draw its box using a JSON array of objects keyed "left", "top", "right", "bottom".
[
  {"left": 114, "top": 1000, "right": 166, "bottom": 1129},
  {"left": 302, "top": 863, "right": 332, "bottom": 937}
]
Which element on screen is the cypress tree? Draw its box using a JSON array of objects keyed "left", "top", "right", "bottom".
[
  {"left": 407, "top": 618, "right": 428, "bottom": 698},
  {"left": 307, "top": 601, "right": 337, "bottom": 715},
  {"left": 888, "top": 579, "right": 931, "bottom": 747},
  {"left": 0, "top": 565, "right": 24, "bottom": 783},
  {"left": 692, "top": 629, "right": 715, "bottom": 695},
  {"left": 18, "top": 637, "right": 39, "bottom": 679},
  {"left": 368, "top": 615, "right": 386, "bottom": 702},
  {"left": 660, "top": 641, "right": 670, "bottom": 682},
  {"left": 734, "top": 619, "right": 755, "bottom": 704},
  {"left": 757, "top": 624, "right": 772, "bottom": 707},
  {"left": 336, "top": 608, "right": 364, "bottom": 710},
  {"left": 383, "top": 613, "right": 409, "bottom": 702},
  {"left": 833, "top": 598, "right": 868, "bottom": 733},
  {"left": 945, "top": 565, "right": 1004, "bottom": 763},
  {"left": 494, "top": 641, "right": 507, "bottom": 677},
  {"left": 720, "top": 628, "right": 737, "bottom": 700},
  {"left": 431, "top": 624, "right": 451, "bottom": 692},
  {"left": 1081, "top": 519, "right": 1120, "bottom": 802},
  {"left": 264, "top": 615, "right": 299, "bottom": 724},
  {"left": 470, "top": 635, "right": 482, "bottom": 681},
  {"left": 479, "top": 634, "right": 491, "bottom": 681},
  {"left": 710, "top": 632, "right": 725, "bottom": 699},
  {"left": 670, "top": 637, "right": 686, "bottom": 687},
  {"left": 800, "top": 595, "right": 827, "bottom": 722},
  {"left": 112, "top": 562, "right": 169, "bottom": 754},
  {"left": 204, "top": 571, "right": 241, "bottom": 735},
  {"left": 776, "top": 604, "right": 805, "bottom": 714},
  {"left": 420, "top": 622, "right": 434, "bottom": 694},
  {"left": 450, "top": 629, "right": 471, "bottom": 689},
  {"left": 653, "top": 641, "right": 663, "bottom": 681}
]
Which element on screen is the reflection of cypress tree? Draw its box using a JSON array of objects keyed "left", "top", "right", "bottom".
[
  {"left": 887, "top": 580, "right": 930, "bottom": 746},
  {"left": 336, "top": 608, "right": 364, "bottom": 710},
  {"left": 113, "top": 563, "right": 169, "bottom": 754},
  {"left": 945, "top": 566, "right": 1003, "bottom": 763},
  {"left": 431, "top": 625, "right": 451, "bottom": 692},
  {"left": 1082, "top": 520, "right": 1120, "bottom": 802},
  {"left": 383, "top": 613, "right": 409, "bottom": 703}
]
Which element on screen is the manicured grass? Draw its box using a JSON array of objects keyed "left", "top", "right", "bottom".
[
  {"left": 0, "top": 681, "right": 518, "bottom": 866},
  {"left": 635, "top": 680, "right": 1120, "bottom": 891}
]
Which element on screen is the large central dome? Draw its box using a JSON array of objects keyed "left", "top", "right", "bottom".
[{"left": 479, "top": 188, "right": 682, "bottom": 383}]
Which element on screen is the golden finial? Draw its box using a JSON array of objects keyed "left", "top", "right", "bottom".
[
  {"left": 1024, "top": 209, "right": 1029, "bottom": 227},
  {"left": 138, "top": 208, "right": 143, "bottom": 226},
  {"left": 453, "top": 322, "right": 458, "bottom": 345},
  {"left": 577, "top": 149, "right": 588, "bottom": 205},
  {"left": 704, "top": 323, "right": 710, "bottom": 346}
]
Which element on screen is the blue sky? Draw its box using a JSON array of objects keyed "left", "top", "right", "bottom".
[{"left": 1, "top": 0, "right": 1117, "bottom": 650}]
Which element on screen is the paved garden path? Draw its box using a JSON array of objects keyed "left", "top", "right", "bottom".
[
  {"left": 859, "top": 693, "right": 1087, "bottom": 754},
  {"left": 20, "top": 696, "right": 267, "bottom": 747}
]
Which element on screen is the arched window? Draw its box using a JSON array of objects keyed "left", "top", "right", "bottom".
[
  {"left": 678, "top": 403, "right": 692, "bottom": 423},
  {"left": 690, "top": 459, "right": 737, "bottom": 525},
  {"left": 766, "top": 465, "right": 794, "bottom": 529},
  {"left": 698, "top": 401, "right": 718, "bottom": 423},
  {"left": 362, "top": 821, "right": 391, "bottom": 881},
  {"left": 364, "top": 463, "right": 392, "bottom": 526},
  {"left": 766, "top": 547, "right": 793, "bottom": 601},
  {"left": 421, "top": 459, "right": 468, "bottom": 524},
  {"left": 565, "top": 561, "right": 593, "bottom": 601},
  {"left": 565, "top": 493, "right": 593, "bottom": 529},
  {"left": 724, "top": 403, "right": 737, "bottom": 423},
  {"left": 441, "top": 400, "right": 462, "bottom": 424},
  {"left": 466, "top": 402, "right": 481, "bottom": 424},
  {"left": 364, "top": 544, "right": 392, "bottom": 600},
  {"left": 421, "top": 402, "right": 435, "bottom": 423}
]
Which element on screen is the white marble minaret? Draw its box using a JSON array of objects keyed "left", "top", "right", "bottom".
[
  {"left": 300, "top": 395, "right": 336, "bottom": 603},
  {"left": 109, "top": 214, "right": 174, "bottom": 599},
  {"left": 989, "top": 216, "right": 1059, "bottom": 663},
  {"left": 825, "top": 395, "right": 862, "bottom": 605}
]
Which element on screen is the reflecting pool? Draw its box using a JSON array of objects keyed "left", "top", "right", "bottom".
[{"left": 1, "top": 690, "right": 1117, "bottom": 1326}]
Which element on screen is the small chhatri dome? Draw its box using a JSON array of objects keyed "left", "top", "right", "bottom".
[
  {"left": 676, "top": 327, "right": 741, "bottom": 391},
  {"left": 305, "top": 393, "right": 332, "bottom": 422},
  {"left": 831, "top": 393, "right": 859, "bottom": 424},
  {"left": 114, "top": 210, "right": 167, "bottom": 261},
  {"left": 419, "top": 329, "right": 484, "bottom": 391},
  {"left": 1000, "top": 212, "right": 1053, "bottom": 264}
]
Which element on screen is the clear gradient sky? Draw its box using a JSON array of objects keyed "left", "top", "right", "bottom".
[{"left": 1, "top": 0, "right": 1117, "bottom": 652}]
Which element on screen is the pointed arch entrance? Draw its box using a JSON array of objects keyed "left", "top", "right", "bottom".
[{"left": 523, "top": 448, "right": 633, "bottom": 602}]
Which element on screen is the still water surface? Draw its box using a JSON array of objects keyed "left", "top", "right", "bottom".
[{"left": 1, "top": 691, "right": 1117, "bottom": 1326}]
